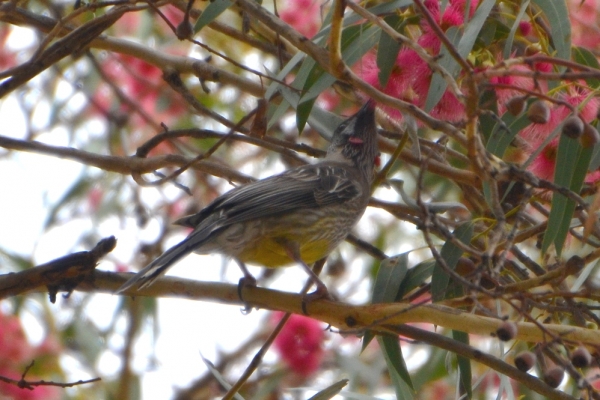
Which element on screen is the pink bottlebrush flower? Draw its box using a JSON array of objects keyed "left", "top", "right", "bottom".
[
  {"left": 160, "top": 4, "right": 185, "bottom": 32},
  {"left": 317, "top": 88, "right": 341, "bottom": 111},
  {"left": 357, "top": 0, "right": 484, "bottom": 124},
  {"left": 0, "top": 26, "right": 16, "bottom": 72},
  {"left": 93, "top": 54, "right": 186, "bottom": 129},
  {"left": 273, "top": 312, "right": 324, "bottom": 377},
  {"left": 113, "top": 11, "right": 142, "bottom": 36},
  {"left": 87, "top": 187, "right": 103, "bottom": 212},
  {"left": 440, "top": 7, "right": 464, "bottom": 30},
  {"left": 534, "top": 61, "right": 553, "bottom": 73},
  {"left": 449, "top": 0, "right": 479, "bottom": 17},
  {"left": 0, "top": 311, "right": 61, "bottom": 400},
  {"left": 280, "top": 0, "right": 322, "bottom": 39},
  {"left": 492, "top": 64, "right": 537, "bottom": 115},
  {"left": 36, "top": 336, "right": 62, "bottom": 357},
  {"left": 519, "top": 21, "right": 532, "bottom": 36},
  {"left": 115, "top": 263, "right": 130, "bottom": 273},
  {"left": 0, "top": 369, "right": 61, "bottom": 400},
  {"left": 569, "top": 0, "right": 600, "bottom": 49},
  {"left": 0, "top": 314, "right": 34, "bottom": 367}
]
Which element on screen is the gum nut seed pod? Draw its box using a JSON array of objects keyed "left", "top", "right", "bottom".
[
  {"left": 527, "top": 100, "right": 550, "bottom": 124},
  {"left": 506, "top": 96, "right": 526, "bottom": 116},
  {"left": 543, "top": 366, "right": 565, "bottom": 388},
  {"left": 565, "top": 255, "right": 585, "bottom": 275},
  {"left": 562, "top": 115, "right": 584, "bottom": 139},
  {"left": 496, "top": 321, "right": 518, "bottom": 341},
  {"left": 571, "top": 347, "right": 592, "bottom": 368},
  {"left": 514, "top": 351, "right": 537, "bottom": 372},
  {"left": 581, "top": 123, "right": 600, "bottom": 148},
  {"left": 455, "top": 257, "right": 476, "bottom": 276},
  {"left": 176, "top": 20, "right": 194, "bottom": 40}
]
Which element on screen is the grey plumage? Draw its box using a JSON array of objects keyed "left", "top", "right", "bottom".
[{"left": 117, "top": 102, "right": 377, "bottom": 293}]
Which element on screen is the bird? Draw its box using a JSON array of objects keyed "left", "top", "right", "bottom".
[{"left": 117, "top": 101, "right": 378, "bottom": 296}]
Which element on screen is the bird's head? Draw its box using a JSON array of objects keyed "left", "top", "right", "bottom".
[{"left": 326, "top": 101, "right": 379, "bottom": 178}]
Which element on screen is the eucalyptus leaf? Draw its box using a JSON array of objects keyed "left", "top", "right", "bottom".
[
  {"left": 378, "top": 335, "right": 415, "bottom": 397},
  {"left": 531, "top": 0, "right": 571, "bottom": 63},
  {"left": 453, "top": 330, "right": 472, "bottom": 398},
  {"left": 542, "top": 135, "right": 592, "bottom": 255},
  {"left": 194, "top": 0, "right": 233, "bottom": 32},
  {"left": 431, "top": 222, "right": 474, "bottom": 301}
]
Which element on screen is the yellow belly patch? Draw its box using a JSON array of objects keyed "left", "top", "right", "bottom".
[{"left": 236, "top": 237, "right": 331, "bottom": 268}]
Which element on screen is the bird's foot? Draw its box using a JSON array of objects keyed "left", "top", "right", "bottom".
[
  {"left": 238, "top": 275, "right": 257, "bottom": 314},
  {"left": 301, "top": 282, "right": 332, "bottom": 315}
]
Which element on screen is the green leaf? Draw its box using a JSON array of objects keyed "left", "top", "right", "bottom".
[
  {"left": 531, "top": 0, "right": 571, "bottom": 62},
  {"left": 264, "top": 52, "right": 304, "bottom": 101},
  {"left": 424, "top": 26, "right": 461, "bottom": 112},
  {"left": 589, "top": 133, "right": 600, "bottom": 171},
  {"left": 372, "top": 254, "right": 409, "bottom": 304},
  {"left": 456, "top": 0, "right": 496, "bottom": 55},
  {"left": 431, "top": 222, "right": 474, "bottom": 302},
  {"left": 425, "top": 0, "right": 495, "bottom": 111},
  {"left": 363, "top": 254, "right": 409, "bottom": 352},
  {"left": 485, "top": 107, "right": 532, "bottom": 157},
  {"left": 267, "top": 98, "right": 291, "bottom": 130},
  {"left": 274, "top": 80, "right": 343, "bottom": 141},
  {"left": 412, "top": 346, "right": 447, "bottom": 388},
  {"left": 503, "top": 0, "right": 530, "bottom": 59},
  {"left": 269, "top": 1, "right": 411, "bottom": 132},
  {"left": 193, "top": 0, "right": 233, "bottom": 32},
  {"left": 377, "top": 15, "right": 403, "bottom": 87},
  {"left": 314, "top": 0, "right": 413, "bottom": 42},
  {"left": 542, "top": 135, "right": 593, "bottom": 254},
  {"left": 378, "top": 335, "right": 415, "bottom": 397},
  {"left": 396, "top": 260, "right": 435, "bottom": 301},
  {"left": 306, "top": 379, "right": 349, "bottom": 400},
  {"left": 478, "top": 18, "right": 498, "bottom": 46},
  {"left": 296, "top": 98, "right": 317, "bottom": 135},
  {"left": 201, "top": 354, "right": 245, "bottom": 400},
  {"left": 452, "top": 330, "right": 472, "bottom": 399},
  {"left": 572, "top": 47, "right": 600, "bottom": 89},
  {"left": 297, "top": 25, "right": 380, "bottom": 131}
]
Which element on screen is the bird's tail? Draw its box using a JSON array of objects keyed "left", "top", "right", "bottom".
[{"left": 116, "top": 239, "right": 197, "bottom": 293}]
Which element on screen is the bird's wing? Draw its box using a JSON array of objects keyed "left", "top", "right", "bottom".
[
  {"left": 178, "top": 163, "right": 364, "bottom": 228},
  {"left": 117, "top": 164, "right": 363, "bottom": 293}
]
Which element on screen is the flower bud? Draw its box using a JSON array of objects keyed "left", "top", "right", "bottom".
[
  {"left": 562, "top": 115, "right": 584, "bottom": 139},
  {"left": 581, "top": 123, "right": 600, "bottom": 148},
  {"left": 496, "top": 321, "right": 518, "bottom": 341},
  {"left": 527, "top": 100, "right": 550, "bottom": 124},
  {"left": 543, "top": 366, "right": 565, "bottom": 388},
  {"left": 514, "top": 351, "right": 537, "bottom": 372},
  {"left": 571, "top": 346, "right": 592, "bottom": 368}
]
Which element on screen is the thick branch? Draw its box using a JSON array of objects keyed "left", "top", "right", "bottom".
[
  {"left": 0, "top": 5, "right": 264, "bottom": 97},
  {"left": 22, "top": 271, "right": 593, "bottom": 347},
  {"left": 0, "top": 236, "right": 116, "bottom": 302}
]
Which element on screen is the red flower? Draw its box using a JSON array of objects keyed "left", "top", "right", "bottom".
[
  {"left": 0, "top": 311, "right": 61, "bottom": 400},
  {"left": 273, "top": 312, "right": 324, "bottom": 377},
  {"left": 280, "top": 0, "right": 322, "bottom": 39},
  {"left": 357, "top": 0, "right": 480, "bottom": 123}
]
